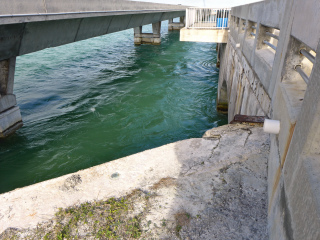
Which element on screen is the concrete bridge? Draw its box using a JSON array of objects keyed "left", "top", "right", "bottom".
[{"left": 0, "top": 0, "right": 186, "bottom": 138}]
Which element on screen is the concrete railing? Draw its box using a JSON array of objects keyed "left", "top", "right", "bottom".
[
  {"left": 186, "top": 8, "right": 230, "bottom": 29},
  {"left": 217, "top": 0, "right": 320, "bottom": 239}
]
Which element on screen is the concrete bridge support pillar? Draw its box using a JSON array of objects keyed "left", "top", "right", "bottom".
[
  {"left": 216, "top": 43, "right": 228, "bottom": 114},
  {"left": 217, "top": 80, "right": 228, "bottom": 114},
  {"left": 0, "top": 57, "right": 23, "bottom": 138},
  {"left": 134, "top": 22, "right": 161, "bottom": 45},
  {"left": 168, "top": 17, "right": 185, "bottom": 31}
]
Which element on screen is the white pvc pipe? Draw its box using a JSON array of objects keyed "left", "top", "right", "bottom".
[{"left": 263, "top": 119, "right": 280, "bottom": 134}]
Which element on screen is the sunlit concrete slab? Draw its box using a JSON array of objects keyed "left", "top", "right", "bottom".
[
  {"left": 0, "top": 124, "right": 269, "bottom": 238},
  {"left": 180, "top": 28, "right": 228, "bottom": 43}
]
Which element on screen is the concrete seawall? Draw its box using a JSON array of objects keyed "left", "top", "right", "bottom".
[
  {"left": 0, "top": 124, "right": 269, "bottom": 239},
  {"left": 217, "top": 0, "right": 320, "bottom": 238}
]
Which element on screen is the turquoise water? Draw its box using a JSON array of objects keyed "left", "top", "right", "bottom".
[{"left": 0, "top": 21, "right": 227, "bottom": 194}]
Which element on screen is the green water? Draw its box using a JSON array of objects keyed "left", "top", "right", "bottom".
[{"left": 0, "top": 22, "right": 227, "bottom": 194}]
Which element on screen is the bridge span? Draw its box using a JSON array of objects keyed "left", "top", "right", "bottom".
[{"left": 0, "top": 0, "right": 186, "bottom": 137}]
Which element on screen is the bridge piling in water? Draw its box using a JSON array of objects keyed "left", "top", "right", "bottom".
[
  {"left": 168, "top": 17, "right": 185, "bottom": 31},
  {"left": 134, "top": 21, "right": 162, "bottom": 45},
  {"left": 0, "top": 57, "right": 23, "bottom": 138}
]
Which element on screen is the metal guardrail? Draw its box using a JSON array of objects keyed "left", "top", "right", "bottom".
[
  {"left": 186, "top": 7, "right": 231, "bottom": 29},
  {"left": 263, "top": 40, "right": 277, "bottom": 50},
  {"left": 300, "top": 49, "right": 315, "bottom": 64},
  {"left": 263, "top": 29, "right": 279, "bottom": 51},
  {"left": 250, "top": 25, "right": 256, "bottom": 37},
  {"left": 266, "top": 31, "right": 279, "bottom": 40},
  {"left": 294, "top": 49, "right": 316, "bottom": 84},
  {"left": 294, "top": 64, "right": 309, "bottom": 84}
]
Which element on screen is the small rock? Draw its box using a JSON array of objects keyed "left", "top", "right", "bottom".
[{"left": 111, "top": 172, "right": 120, "bottom": 179}]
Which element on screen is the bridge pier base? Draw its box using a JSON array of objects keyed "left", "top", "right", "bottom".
[
  {"left": 134, "top": 22, "right": 161, "bottom": 45},
  {"left": 0, "top": 57, "right": 23, "bottom": 138},
  {"left": 168, "top": 17, "right": 185, "bottom": 31}
]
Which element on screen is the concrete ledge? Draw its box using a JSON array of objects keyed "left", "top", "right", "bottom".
[
  {"left": 0, "top": 106, "right": 22, "bottom": 134},
  {"left": 0, "top": 94, "right": 16, "bottom": 113},
  {"left": 168, "top": 22, "right": 184, "bottom": 31},
  {"left": 0, "top": 121, "right": 23, "bottom": 138},
  {"left": 134, "top": 37, "right": 161, "bottom": 45},
  {"left": 180, "top": 28, "right": 228, "bottom": 43},
  {"left": 0, "top": 124, "right": 269, "bottom": 238}
]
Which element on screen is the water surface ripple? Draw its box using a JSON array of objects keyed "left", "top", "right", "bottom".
[{"left": 0, "top": 22, "right": 227, "bottom": 193}]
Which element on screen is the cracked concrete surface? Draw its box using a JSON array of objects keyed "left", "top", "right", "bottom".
[{"left": 0, "top": 123, "right": 269, "bottom": 239}]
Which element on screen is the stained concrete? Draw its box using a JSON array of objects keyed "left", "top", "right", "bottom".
[
  {"left": 217, "top": 37, "right": 271, "bottom": 123},
  {"left": 0, "top": 124, "right": 269, "bottom": 239}
]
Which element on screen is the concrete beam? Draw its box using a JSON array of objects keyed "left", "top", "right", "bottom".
[
  {"left": 0, "top": 0, "right": 187, "bottom": 25},
  {"left": 180, "top": 28, "right": 228, "bottom": 43}
]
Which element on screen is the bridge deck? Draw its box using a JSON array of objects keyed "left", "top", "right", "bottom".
[{"left": 0, "top": 0, "right": 186, "bottom": 61}]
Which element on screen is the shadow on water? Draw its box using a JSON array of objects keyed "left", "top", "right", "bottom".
[{"left": 0, "top": 23, "right": 227, "bottom": 193}]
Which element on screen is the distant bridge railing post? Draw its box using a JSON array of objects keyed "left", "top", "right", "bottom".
[{"left": 186, "top": 7, "right": 230, "bottom": 29}]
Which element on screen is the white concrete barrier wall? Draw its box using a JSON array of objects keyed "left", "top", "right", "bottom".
[{"left": 218, "top": 0, "right": 320, "bottom": 238}]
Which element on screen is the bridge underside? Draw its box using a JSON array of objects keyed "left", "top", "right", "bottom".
[{"left": 0, "top": 11, "right": 185, "bottom": 61}]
